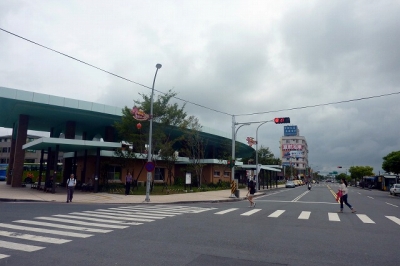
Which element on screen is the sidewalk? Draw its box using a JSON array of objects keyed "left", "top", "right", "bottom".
[{"left": 0, "top": 182, "right": 284, "bottom": 204}]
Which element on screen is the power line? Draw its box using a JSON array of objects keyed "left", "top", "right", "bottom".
[
  {"left": 1, "top": 27, "right": 399, "bottom": 120},
  {"left": 0, "top": 27, "right": 232, "bottom": 116},
  {"left": 234, "top": 91, "right": 400, "bottom": 117}
]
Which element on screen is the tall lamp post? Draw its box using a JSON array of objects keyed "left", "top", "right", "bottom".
[
  {"left": 255, "top": 120, "right": 272, "bottom": 189},
  {"left": 145, "top": 63, "right": 162, "bottom": 202},
  {"left": 230, "top": 115, "right": 250, "bottom": 198}
]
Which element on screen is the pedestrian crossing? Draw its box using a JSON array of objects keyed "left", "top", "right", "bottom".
[
  {"left": 0, "top": 205, "right": 399, "bottom": 261},
  {"left": 0, "top": 205, "right": 215, "bottom": 261}
]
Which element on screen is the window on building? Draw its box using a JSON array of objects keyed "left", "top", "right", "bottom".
[
  {"left": 24, "top": 159, "right": 35, "bottom": 164},
  {"left": 2, "top": 148, "right": 7, "bottom": 153},
  {"left": 224, "top": 171, "right": 230, "bottom": 177},
  {"left": 106, "top": 165, "right": 121, "bottom": 181},
  {"left": 295, "top": 139, "right": 298, "bottom": 143},
  {"left": 286, "top": 140, "right": 290, "bottom": 143},
  {"left": 154, "top": 168, "right": 165, "bottom": 181},
  {"left": 213, "top": 171, "right": 220, "bottom": 177}
]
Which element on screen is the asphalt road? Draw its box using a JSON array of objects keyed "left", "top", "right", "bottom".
[{"left": 0, "top": 183, "right": 399, "bottom": 266}]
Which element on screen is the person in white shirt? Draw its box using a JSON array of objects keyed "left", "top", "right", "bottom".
[
  {"left": 66, "top": 174, "right": 76, "bottom": 203},
  {"left": 338, "top": 178, "right": 356, "bottom": 213}
]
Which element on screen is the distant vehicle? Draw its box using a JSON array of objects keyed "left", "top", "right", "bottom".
[
  {"left": 0, "top": 164, "right": 7, "bottom": 181},
  {"left": 390, "top": 184, "right": 400, "bottom": 196},
  {"left": 285, "top": 181, "right": 296, "bottom": 188}
]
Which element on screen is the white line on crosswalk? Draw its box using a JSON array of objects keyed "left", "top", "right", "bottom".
[
  {"left": 298, "top": 211, "right": 311, "bottom": 220},
  {"left": 356, "top": 214, "right": 375, "bottom": 224},
  {"left": 75, "top": 212, "right": 154, "bottom": 222},
  {"left": 385, "top": 216, "right": 400, "bottom": 226},
  {"left": 0, "top": 240, "right": 44, "bottom": 252},
  {"left": 53, "top": 214, "right": 142, "bottom": 225},
  {"left": 367, "top": 196, "right": 374, "bottom": 199},
  {"left": 36, "top": 217, "right": 129, "bottom": 229},
  {"left": 0, "top": 230, "right": 71, "bottom": 244},
  {"left": 241, "top": 209, "right": 262, "bottom": 216},
  {"left": 0, "top": 254, "right": 10, "bottom": 259},
  {"left": 118, "top": 207, "right": 184, "bottom": 215},
  {"left": 14, "top": 220, "right": 112, "bottom": 233},
  {"left": 268, "top": 210, "right": 285, "bottom": 218},
  {"left": 0, "top": 223, "right": 93, "bottom": 238},
  {"left": 111, "top": 208, "right": 176, "bottom": 216},
  {"left": 93, "top": 209, "right": 165, "bottom": 219},
  {"left": 328, "top": 213, "right": 340, "bottom": 221},
  {"left": 214, "top": 208, "right": 238, "bottom": 215},
  {"left": 385, "top": 202, "right": 398, "bottom": 207}
]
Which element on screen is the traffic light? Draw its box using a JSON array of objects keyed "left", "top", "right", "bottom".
[
  {"left": 227, "top": 160, "right": 235, "bottom": 168},
  {"left": 274, "top": 117, "right": 290, "bottom": 124}
]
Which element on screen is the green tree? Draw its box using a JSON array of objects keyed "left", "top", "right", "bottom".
[
  {"left": 382, "top": 151, "right": 400, "bottom": 175},
  {"left": 348, "top": 166, "right": 374, "bottom": 185},
  {"left": 114, "top": 90, "right": 192, "bottom": 186}
]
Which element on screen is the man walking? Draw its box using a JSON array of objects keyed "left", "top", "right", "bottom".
[
  {"left": 66, "top": 174, "right": 76, "bottom": 203},
  {"left": 125, "top": 171, "right": 132, "bottom": 195}
]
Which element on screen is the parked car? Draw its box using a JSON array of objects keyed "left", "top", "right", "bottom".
[
  {"left": 285, "top": 181, "right": 296, "bottom": 188},
  {"left": 390, "top": 184, "right": 400, "bottom": 196}
]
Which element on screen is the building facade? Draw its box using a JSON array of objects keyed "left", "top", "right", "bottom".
[
  {"left": 0, "top": 135, "right": 46, "bottom": 164},
  {"left": 279, "top": 125, "right": 309, "bottom": 178}
]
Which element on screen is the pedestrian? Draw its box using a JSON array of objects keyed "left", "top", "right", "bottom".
[
  {"left": 125, "top": 171, "right": 132, "bottom": 195},
  {"left": 338, "top": 178, "right": 356, "bottom": 213},
  {"left": 246, "top": 179, "right": 256, "bottom": 207},
  {"left": 66, "top": 174, "right": 76, "bottom": 203}
]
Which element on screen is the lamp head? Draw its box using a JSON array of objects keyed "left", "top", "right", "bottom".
[{"left": 156, "top": 64, "right": 162, "bottom": 69}]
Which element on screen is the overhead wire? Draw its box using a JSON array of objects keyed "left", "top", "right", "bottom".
[{"left": 1, "top": 27, "right": 399, "bottom": 120}]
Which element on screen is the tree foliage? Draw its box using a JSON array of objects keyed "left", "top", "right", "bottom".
[
  {"left": 382, "top": 150, "right": 400, "bottom": 174},
  {"left": 348, "top": 166, "right": 374, "bottom": 182}
]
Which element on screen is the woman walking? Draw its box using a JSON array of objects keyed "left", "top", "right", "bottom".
[
  {"left": 338, "top": 178, "right": 356, "bottom": 213},
  {"left": 125, "top": 171, "right": 132, "bottom": 196},
  {"left": 246, "top": 179, "right": 256, "bottom": 207}
]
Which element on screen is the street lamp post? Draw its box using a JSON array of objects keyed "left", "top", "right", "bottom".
[
  {"left": 145, "top": 63, "right": 162, "bottom": 202},
  {"left": 255, "top": 121, "right": 271, "bottom": 190},
  {"left": 230, "top": 115, "right": 250, "bottom": 198}
]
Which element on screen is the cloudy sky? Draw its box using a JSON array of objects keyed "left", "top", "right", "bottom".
[{"left": 1, "top": 0, "right": 400, "bottom": 175}]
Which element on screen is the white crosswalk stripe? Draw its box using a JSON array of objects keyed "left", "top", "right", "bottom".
[
  {"left": 35, "top": 217, "right": 129, "bottom": 229},
  {"left": 13, "top": 220, "right": 113, "bottom": 233},
  {"left": 268, "top": 210, "right": 285, "bottom": 218},
  {"left": 386, "top": 216, "right": 400, "bottom": 226},
  {"left": 0, "top": 230, "right": 71, "bottom": 244},
  {"left": 241, "top": 209, "right": 262, "bottom": 216},
  {"left": 0, "top": 240, "right": 44, "bottom": 252},
  {"left": 298, "top": 211, "right": 311, "bottom": 220},
  {"left": 0, "top": 223, "right": 93, "bottom": 238},
  {"left": 215, "top": 208, "right": 238, "bottom": 215},
  {"left": 0, "top": 205, "right": 215, "bottom": 261},
  {"left": 356, "top": 214, "right": 375, "bottom": 224},
  {"left": 328, "top": 213, "right": 340, "bottom": 221}
]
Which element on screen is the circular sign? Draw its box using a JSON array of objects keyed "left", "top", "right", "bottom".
[{"left": 145, "top": 162, "right": 155, "bottom": 172}]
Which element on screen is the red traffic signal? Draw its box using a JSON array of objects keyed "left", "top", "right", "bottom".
[{"left": 274, "top": 117, "right": 290, "bottom": 124}]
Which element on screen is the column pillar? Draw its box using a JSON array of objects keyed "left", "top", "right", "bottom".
[{"left": 11, "top": 115, "right": 29, "bottom": 187}]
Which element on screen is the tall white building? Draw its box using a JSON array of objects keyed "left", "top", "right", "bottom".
[{"left": 279, "top": 125, "right": 309, "bottom": 178}]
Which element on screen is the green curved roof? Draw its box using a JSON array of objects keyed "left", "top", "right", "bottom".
[{"left": 0, "top": 86, "right": 254, "bottom": 158}]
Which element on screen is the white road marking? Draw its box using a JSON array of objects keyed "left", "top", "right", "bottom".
[
  {"left": 53, "top": 214, "right": 142, "bottom": 225},
  {"left": 298, "top": 211, "right": 311, "bottom": 220},
  {"left": 0, "top": 230, "right": 71, "bottom": 244},
  {"left": 385, "top": 202, "right": 398, "bottom": 207},
  {"left": 241, "top": 209, "right": 262, "bottom": 216},
  {"left": 110, "top": 208, "right": 176, "bottom": 216},
  {"left": 0, "top": 240, "right": 44, "bottom": 252},
  {"left": 268, "top": 210, "right": 285, "bottom": 218},
  {"left": 36, "top": 217, "right": 129, "bottom": 229},
  {"left": 118, "top": 207, "right": 183, "bottom": 215},
  {"left": 72, "top": 212, "right": 154, "bottom": 222},
  {"left": 93, "top": 209, "right": 165, "bottom": 219},
  {"left": 214, "top": 208, "right": 238, "bottom": 215},
  {"left": 328, "top": 213, "right": 340, "bottom": 222},
  {"left": 0, "top": 223, "right": 93, "bottom": 238},
  {"left": 367, "top": 196, "right": 374, "bottom": 199},
  {"left": 14, "top": 220, "right": 112, "bottom": 233},
  {"left": 385, "top": 216, "right": 400, "bottom": 226},
  {"left": 356, "top": 214, "right": 375, "bottom": 224},
  {"left": 291, "top": 191, "right": 310, "bottom": 202},
  {"left": 0, "top": 254, "right": 10, "bottom": 259}
]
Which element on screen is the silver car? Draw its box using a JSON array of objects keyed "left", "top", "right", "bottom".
[{"left": 285, "top": 181, "right": 296, "bottom": 188}]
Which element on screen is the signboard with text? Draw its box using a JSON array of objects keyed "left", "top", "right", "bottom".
[
  {"left": 284, "top": 125, "right": 298, "bottom": 136},
  {"left": 282, "top": 144, "right": 303, "bottom": 150}
]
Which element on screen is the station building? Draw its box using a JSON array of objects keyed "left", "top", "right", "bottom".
[{"left": 1, "top": 87, "right": 281, "bottom": 191}]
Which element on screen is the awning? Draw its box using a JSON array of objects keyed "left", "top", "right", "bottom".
[{"left": 237, "top": 164, "right": 282, "bottom": 172}]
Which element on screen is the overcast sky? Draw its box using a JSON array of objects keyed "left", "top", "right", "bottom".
[{"left": 1, "top": 0, "right": 400, "bottom": 175}]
